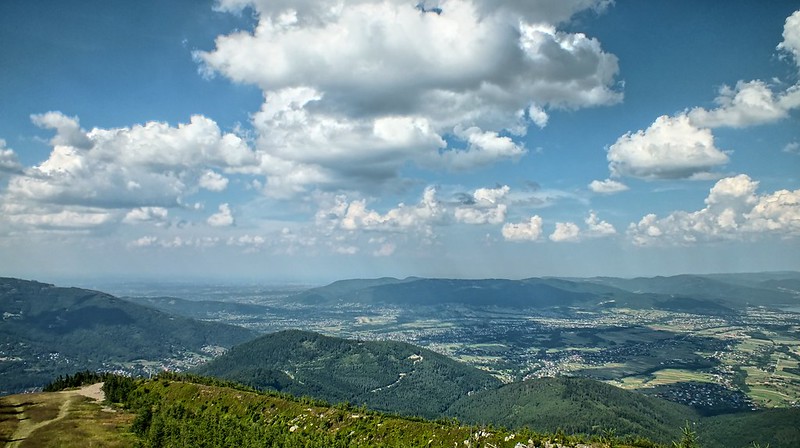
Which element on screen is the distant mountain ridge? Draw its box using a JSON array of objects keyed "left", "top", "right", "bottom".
[
  {"left": 295, "top": 277, "right": 618, "bottom": 308},
  {"left": 585, "top": 273, "right": 800, "bottom": 307},
  {"left": 0, "top": 277, "right": 256, "bottom": 394},
  {"left": 290, "top": 272, "right": 800, "bottom": 311}
]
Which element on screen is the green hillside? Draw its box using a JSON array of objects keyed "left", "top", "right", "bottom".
[
  {"left": 697, "top": 408, "right": 800, "bottom": 448},
  {"left": 195, "top": 329, "right": 501, "bottom": 418},
  {"left": 0, "top": 277, "right": 257, "bottom": 394},
  {"left": 448, "top": 377, "right": 696, "bottom": 445},
  {"left": 15, "top": 374, "right": 789, "bottom": 448},
  {"left": 194, "top": 331, "right": 798, "bottom": 447},
  {"left": 98, "top": 375, "right": 653, "bottom": 448}
]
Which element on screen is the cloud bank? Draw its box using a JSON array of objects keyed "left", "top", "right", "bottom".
[
  {"left": 196, "top": 0, "right": 622, "bottom": 195},
  {"left": 629, "top": 174, "right": 800, "bottom": 245}
]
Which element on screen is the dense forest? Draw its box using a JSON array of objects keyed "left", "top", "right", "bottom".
[
  {"left": 449, "top": 377, "right": 695, "bottom": 444},
  {"left": 195, "top": 329, "right": 501, "bottom": 418},
  {"left": 194, "top": 330, "right": 800, "bottom": 447}
]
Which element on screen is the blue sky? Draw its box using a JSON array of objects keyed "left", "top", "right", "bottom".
[{"left": 1, "top": 0, "right": 799, "bottom": 283}]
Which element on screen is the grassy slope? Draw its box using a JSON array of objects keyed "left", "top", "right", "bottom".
[
  {"left": 121, "top": 378, "right": 643, "bottom": 448},
  {"left": 0, "top": 388, "right": 135, "bottom": 447},
  {"left": 4, "top": 377, "right": 796, "bottom": 448}
]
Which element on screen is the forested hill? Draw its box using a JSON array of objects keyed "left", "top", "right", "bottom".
[
  {"left": 0, "top": 277, "right": 257, "bottom": 394},
  {"left": 449, "top": 377, "right": 695, "bottom": 445},
  {"left": 193, "top": 330, "right": 800, "bottom": 447},
  {"left": 194, "top": 329, "right": 501, "bottom": 418}
]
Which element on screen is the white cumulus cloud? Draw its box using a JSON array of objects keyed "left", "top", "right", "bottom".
[
  {"left": 454, "top": 204, "right": 507, "bottom": 225},
  {"left": 123, "top": 207, "right": 169, "bottom": 225},
  {"left": 317, "top": 186, "right": 445, "bottom": 234},
  {"left": 604, "top": 10, "right": 800, "bottom": 185},
  {"left": 778, "top": 9, "right": 800, "bottom": 70},
  {"left": 588, "top": 178, "right": 628, "bottom": 194},
  {"left": 4, "top": 113, "right": 256, "bottom": 210},
  {"left": 502, "top": 215, "right": 543, "bottom": 241},
  {"left": 628, "top": 174, "right": 800, "bottom": 245},
  {"left": 0, "top": 140, "right": 22, "bottom": 174},
  {"left": 1, "top": 202, "right": 116, "bottom": 230},
  {"left": 607, "top": 114, "right": 728, "bottom": 180},
  {"left": 550, "top": 221, "right": 581, "bottom": 242},
  {"left": 196, "top": 0, "right": 622, "bottom": 195},
  {"left": 31, "top": 111, "right": 92, "bottom": 149},
  {"left": 454, "top": 185, "right": 510, "bottom": 225},
  {"left": 585, "top": 211, "right": 616, "bottom": 237},
  {"left": 549, "top": 211, "right": 616, "bottom": 243},
  {"left": 207, "top": 203, "right": 235, "bottom": 227},
  {"left": 198, "top": 170, "right": 230, "bottom": 192},
  {"left": 687, "top": 80, "right": 793, "bottom": 128}
]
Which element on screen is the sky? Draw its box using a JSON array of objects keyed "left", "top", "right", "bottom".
[{"left": 0, "top": 0, "right": 799, "bottom": 283}]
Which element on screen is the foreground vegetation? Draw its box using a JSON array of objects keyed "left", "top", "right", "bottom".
[
  {"left": 104, "top": 374, "right": 660, "bottom": 448},
  {"left": 4, "top": 373, "right": 795, "bottom": 447},
  {"left": 0, "top": 382, "right": 135, "bottom": 447}
]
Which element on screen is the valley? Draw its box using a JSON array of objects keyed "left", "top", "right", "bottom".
[
  {"left": 114, "top": 273, "right": 800, "bottom": 414},
  {"left": 3, "top": 273, "right": 799, "bottom": 446},
  {"left": 0, "top": 278, "right": 256, "bottom": 394}
]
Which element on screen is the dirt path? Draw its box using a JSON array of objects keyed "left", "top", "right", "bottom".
[
  {"left": 74, "top": 382, "right": 105, "bottom": 402},
  {"left": 6, "top": 396, "right": 72, "bottom": 448},
  {"left": 5, "top": 383, "right": 106, "bottom": 447}
]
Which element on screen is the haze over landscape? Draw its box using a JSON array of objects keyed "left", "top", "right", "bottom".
[{"left": 0, "top": 0, "right": 798, "bottom": 282}]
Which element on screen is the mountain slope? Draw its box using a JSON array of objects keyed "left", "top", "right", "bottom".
[
  {"left": 293, "top": 276, "right": 749, "bottom": 313},
  {"left": 697, "top": 408, "right": 800, "bottom": 448},
  {"left": 194, "top": 329, "right": 501, "bottom": 418},
  {"left": 76, "top": 376, "right": 641, "bottom": 448},
  {"left": 0, "top": 277, "right": 257, "bottom": 394},
  {"left": 586, "top": 274, "right": 798, "bottom": 307},
  {"left": 293, "top": 277, "right": 410, "bottom": 304},
  {"left": 448, "top": 377, "right": 695, "bottom": 445},
  {"left": 295, "top": 277, "right": 602, "bottom": 308}
]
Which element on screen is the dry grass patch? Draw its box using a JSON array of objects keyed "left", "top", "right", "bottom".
[{"left": 0, "top": 388, "right": 136, "bottom": 448}]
